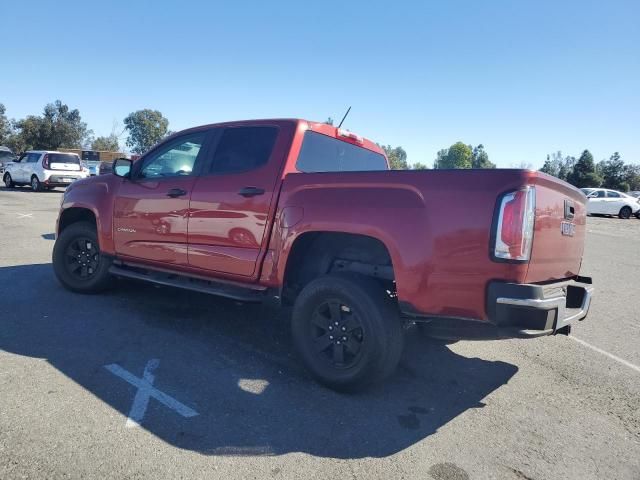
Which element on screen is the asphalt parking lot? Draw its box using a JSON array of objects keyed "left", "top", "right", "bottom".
[{"left": 1, "top": 187, "right": 639, "bottom": 480}]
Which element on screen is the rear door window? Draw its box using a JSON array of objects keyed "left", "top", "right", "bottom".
[
  {"left": 296, "top": 131, "right": 388, "bottom": 172},
  {"left": 209, "top": 127, "right": 278, "bottom": 174},
  {"left": 27, "top": 153, "right": 41, "bottom": 163}
]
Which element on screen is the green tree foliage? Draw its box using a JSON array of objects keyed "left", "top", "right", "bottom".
[
  {"left": 381, "top": 145, "right": 409, "bottom": 170},
  {"left": 7, "top": 100, "right": 91, "bottom": 151},
  {"left": 433, "top": 142, "right": 473, "bottom": 169},
  {"left": 124, "top": 109, "right": 169, "bottom": 154},
  {"left": 0, "top": 103, "right": 12, "bottom": 145},
  {"left": 471, "top": 144, "right": 496, "bottom": 168},
  {"left": 623, "top": 164, "right": 640, "bottom": 191},
  {"left": 412, "top": 162, "right": 428, "bottom": 170},
  {"left": 597, "top": 152, "right": 627, "bottom": 190},
  {"left": 541, "top": 151, "right": 576, "bottom": 181},
  {"left": 91, "top": 134, "right": 120, "bottom": 152},
  {"left": 566, "top": 150, "right": 602, "bottom": 188}
]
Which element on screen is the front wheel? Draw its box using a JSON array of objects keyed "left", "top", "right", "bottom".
[
  {"left": 291, "top": 274, "right": 404, "bottom": 392},
  {"left": 3, "top": 172, "right": 15, "bottom": 188},
  {"left": 52, "top": 222, "right": 113, "bottom": 293},
  {"left": 619, "top": 206, "right": 632, "bottom": 219}
]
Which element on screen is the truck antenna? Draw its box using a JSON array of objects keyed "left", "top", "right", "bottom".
[{"left": 337, "top": 106, "right": 352, "bottom": 128}]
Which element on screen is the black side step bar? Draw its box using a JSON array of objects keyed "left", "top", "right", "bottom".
[{"left": 108, "top": 265, "right": 267, "bottom": 303}]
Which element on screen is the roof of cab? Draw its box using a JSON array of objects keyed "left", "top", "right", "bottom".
[{"left": 171, "top": 118, "right": 385, "bottom": 156}]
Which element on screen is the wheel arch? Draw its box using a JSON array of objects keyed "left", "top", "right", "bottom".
[
  {"left": 58, "top": 207, "right": 98, "bottom": 235},
  {"left": 280, "top": 230, "right": 397, "bottom": 304}
]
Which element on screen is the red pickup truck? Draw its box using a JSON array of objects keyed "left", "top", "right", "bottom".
[{"left": 53, "top": 119, "right": 593, "bottom": 391}]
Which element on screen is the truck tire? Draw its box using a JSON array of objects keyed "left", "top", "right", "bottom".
[
  {"left": 53, "top": 221, "right": 113, "bottom": 293},
  {"left": 31, "top": 175, "right": 42, "bottom": 192},
  {"left": 291, "top": 273, "right": 404, "bottom": 392},
  {"left": 3, "top": 172, "right": 15, "bottom": 188},
  {"left": 619, "top": 206, "right": 632, "bottom": 219}
]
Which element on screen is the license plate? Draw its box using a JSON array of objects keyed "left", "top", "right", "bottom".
[
  {"left": 561, "top": 221, "right": 575, "bottom": 237},
  {"left": 61, "top": 178, "right": 73, "bottom": 183}
]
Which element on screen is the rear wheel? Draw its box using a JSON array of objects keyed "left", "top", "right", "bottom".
[
  {"left": 291, "top": 273, "right": 404, "bottom": 392},
  {"left": 53, "top": 222, "right": 113, "bottom": 293},
  {"left": 31, "top": 175, "right": 42, "bottom": 192},
  {"left": 3, "top": 172, "right": 15, "bottom": 188},
  {"left": 619, "top": 206, "right": 632, "bottom": 219}
]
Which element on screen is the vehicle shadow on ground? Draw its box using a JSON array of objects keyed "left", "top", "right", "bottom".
[{"left": 0, "top": 263, "right": 518, "bottom": 459}]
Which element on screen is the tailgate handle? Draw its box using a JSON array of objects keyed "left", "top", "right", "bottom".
[{"left": 564, "top": 200, "right": 575, "bottom": 220}]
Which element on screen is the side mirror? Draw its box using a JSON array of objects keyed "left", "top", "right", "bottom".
[{"left": 113, "top": 158, "right": 133, "bottom": 178}]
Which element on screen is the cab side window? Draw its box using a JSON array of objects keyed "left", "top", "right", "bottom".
[
  {"left": 606, "top": 191, "right": 620, "bottom": 198},
  {"left": 138, "top": 133, "right": 207, "bottom": 179},
  {"left": 595, "top": 190, "right": 606, "bottom": 198}
]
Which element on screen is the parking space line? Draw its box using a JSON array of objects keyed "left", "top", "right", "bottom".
[
  {"left": 570, "top": 336, "right": 640, "bottom": 374},
  {"left": 104, "top": 359, "right": 199, "bottom": 428}
]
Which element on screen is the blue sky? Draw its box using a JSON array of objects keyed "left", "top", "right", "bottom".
[{"left": 2, "top": 0, "right": 638, "bottom": 168}]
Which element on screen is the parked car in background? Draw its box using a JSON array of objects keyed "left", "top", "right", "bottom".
[
  {"left": 629, "top": 191, "right": 640, "bottom": 199},
  {"left": 581, "top": 188, "right": 640, "bottom": 219},
  {"left": 98, "top": 160, "right": 113, "bottom": 175},
  {"left": 0, "top": 146, "right": 17, "bottom": 174},
  {"left": 3, "top": 151, "right": 89, "bottom": 191}
]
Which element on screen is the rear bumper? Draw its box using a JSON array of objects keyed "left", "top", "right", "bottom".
[
  {"left": 487, "top": 276, "right": 593, "bottom": 337},
  {"left": 416, "top": 276, "right": 593, "bottom": 340}
]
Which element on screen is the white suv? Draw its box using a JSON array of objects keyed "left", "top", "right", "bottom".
[{"left": 3, "top": 150, "right": 89, "bottom": 191}]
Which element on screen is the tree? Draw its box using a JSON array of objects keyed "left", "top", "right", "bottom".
[
  {"left": 433, "top": 142, "right": 472, "bottom": 169},
  {"left": 597, "top": 152, "right": 626, "bottom": 190},
  {"left": 566, "top": 150, "right": 602, "bottom": 188},
  {"left": 381, "top": 145, "right": 409, "bottom": 170},
  {"left": 471, "top": 144, "right": 495, "bottom": 168},
  {"left": 541, "top": 151, "right": 563, "bottom": 177},
  {"left": 623, "top": 164, "right": 640, "bottom": 191},
  {"left": 0, "top": 103, "right": 11, "bottom": 145},
  {"left": 91, "top": 134, "right": 120, "bottom": 152},
  {"left": 412, "top": 162, "right": 428, "bottom": 170},
  {"left": 9, "top": 100, "right": 92, "bottom": 151},
  {"left": 124, "top": 109, "right": 169, "bottom": 154}
]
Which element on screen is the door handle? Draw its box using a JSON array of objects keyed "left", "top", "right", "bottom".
[
  {"left": 166, "top": 188, "right": 188, "bottom": 198},
  {"left": 238, "top": 186, "right": 265, "bottom": 198}
]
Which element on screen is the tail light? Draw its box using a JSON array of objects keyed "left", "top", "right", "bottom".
[
  {"left": 42, "top": 154, "right": 50, "bottom": 169},
  {"left": 493, "top": 186, "right": 536, "bottom": 262}
]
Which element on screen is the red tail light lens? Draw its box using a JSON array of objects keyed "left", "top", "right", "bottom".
[
  {"left": 42, "top": 154, "right": 50, "bottom": 169},
  {"left": 493, "top": 187, "right": 536, "bottom": 261}
]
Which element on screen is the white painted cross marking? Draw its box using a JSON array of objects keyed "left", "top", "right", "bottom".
[
  {"left": 16, "top": 213, "right": 33, "bottom": 218},
  {"left": 104, "top": 359, "right": 199, "bottom": 428}
]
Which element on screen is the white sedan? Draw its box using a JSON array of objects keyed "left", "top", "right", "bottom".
[{"left": 581, "top": 188, "right": 640, "bottom": 219}]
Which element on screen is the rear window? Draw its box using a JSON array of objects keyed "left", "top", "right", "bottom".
[
  {"left": 296, "top": 131, "right": 388, "bottom": 172},
  {"left": 49, "top": 153, "right": 80, "bottom": 165}
]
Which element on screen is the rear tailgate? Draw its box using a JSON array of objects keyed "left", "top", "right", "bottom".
[{"left": 525, "top": 172, "right": 587, "bottom": 283}]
